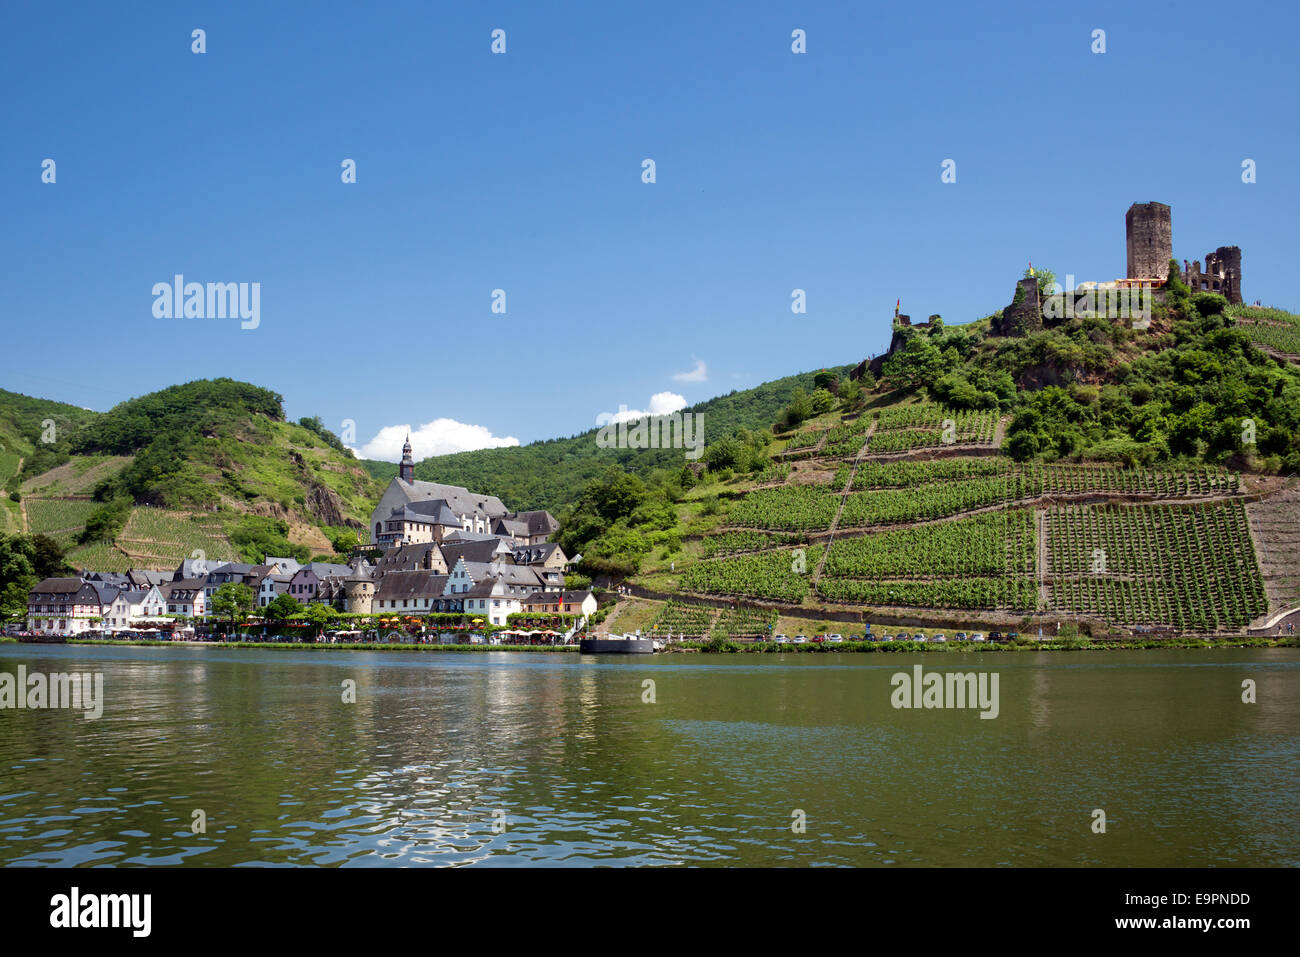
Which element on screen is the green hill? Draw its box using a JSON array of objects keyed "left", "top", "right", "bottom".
[
  {"left": 0, "top": 388, "right": 99, "bottom": 535},
  {"left": 562, "top": 280, "right": 1300, "bottom": 636},
  {"left": 3, "top": 379, "right": 382, "bottom": 571}
]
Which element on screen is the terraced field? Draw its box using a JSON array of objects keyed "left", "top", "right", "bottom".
[
  {"left": 25, "top": 498, "right": 100, "bottom": 545},
  {"left": 649, "top": 601, "right": 717, "bottom": 637},
  {"left": 1227, "top": 304, "right": 1300, "bottom": 356},
  {"left": 680, "top": 546, "right": 824, "bottom": 603},
  {"left": 20, "top": 455, "right": 131, "bottom": 496},
  {"left": 866, "top": 404, "right": 998, "bottom": 454},
  {"left": 1046, "top": 501, "right": 1267, "bottom": 630},
  {"left": 816, "top": 511, "right": 1038, "bottom": 611},
  {"left": 710, "top": 605, "right": 779, "bottom": 639},
  {"left": 117, "top": 508, "right": 236, "bottom": 567},
  {"left": 677, "top": 421, "right": 1275, "bottom": 633}
]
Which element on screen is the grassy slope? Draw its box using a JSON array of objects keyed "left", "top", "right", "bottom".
[{"left": 4, "top": 382, "right": 383, "bottom": 570}]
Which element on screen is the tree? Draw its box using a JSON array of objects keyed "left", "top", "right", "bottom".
[
  {"left": 300, "top": 603, "right": 338, "bottom": 638},
  {"left": 1025, "top": 266, "right": 1056, "bottom": 295},
  {"left": 265, "top": 593, "right": 303, "bottom": 624},
  {"left": 210, "top": 582, "right": 254, "bottom": 636},
  {"left": 881, "top": 335, "right": 944, "bottom": 391}
]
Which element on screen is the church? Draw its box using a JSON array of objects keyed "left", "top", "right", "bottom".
[{"left": 369, "top": 436, "right": 558, "bottom": 548}]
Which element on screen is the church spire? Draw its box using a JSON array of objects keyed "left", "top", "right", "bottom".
[{"left": 399, "top": 434, "right": 415, "bottom": 483}]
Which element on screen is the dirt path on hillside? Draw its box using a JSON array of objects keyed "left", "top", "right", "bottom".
[
  {"left": 1036, "top": 508, "right": 1050, "bottom": 608},
  {"left": 812, "top": 421, "right": 876, "bottom": 584},
  {"left": 16, "top": 458, "right": 28, "bottom": 533}
]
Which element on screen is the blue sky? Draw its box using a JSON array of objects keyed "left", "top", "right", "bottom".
[{"left": 2, "top": 0, "right": 1296, "bottom": 459}]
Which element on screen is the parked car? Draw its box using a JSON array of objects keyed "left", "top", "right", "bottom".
[
  {"left": 1007, "top": 632, "right": 1020, "bottom": 641},
  {"left": 912, "top": 634, "right": 928, "bottom": 643},
  {"left": 989, "top": 630, "right": 1004, "bottom": 641},
  {"left": 932, "top": 634, "right": 947, "bottom": 642},
  {"left": 793, "top": 635, "right": 809, "bottom": 644},
  {"left": 881, "top": 634, "right": 895, "bottom": 642},
  {"left": 826, "top": 635, "right": 844, "bottom": 644},
  {"left": 971, "top": 632, "right": 986, "bottom": 642},
  {"left": 954, "top": 632, "right": 968, "bottom": 641},
  {"left": 773, "top": 634, "right": 789, "bottom": 644}
]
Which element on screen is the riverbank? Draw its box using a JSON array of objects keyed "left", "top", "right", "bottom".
[
  {"left": 674, "top": 635, "right": 1300, "bottom": 653},
  {"left": 51, "top": 635, "right": 1300, "bottom": 653},
  {"left": 66, "top": 639, "right": 578, "bottom": 653}
]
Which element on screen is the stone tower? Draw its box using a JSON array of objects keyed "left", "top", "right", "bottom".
[
  {"left": 1126, "top": 202, "right": 1172, "bottom": 280},
  {"left": 398, "top": 435, "right": 415, "bottom": 484},
  {"left": 344, "top": 563, "right": 374, "bottom": 615}
]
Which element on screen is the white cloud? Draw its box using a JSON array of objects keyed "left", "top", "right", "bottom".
[
  {"left": 353, "top": 419, "right": 520, "bottom": 461},
  {"left": 672, "top": 358, "right": 708, "bottom": 382},
  {"left": 604, "top": 391, "right": 689, "bottom": 424}
]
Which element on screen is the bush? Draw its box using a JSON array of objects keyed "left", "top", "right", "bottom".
[
  {"left": 77, "top": 496, "right": 132, "bottom": 545},
  {"left": 1190, "top": 291, "right": 1229, "bottom": 319}
]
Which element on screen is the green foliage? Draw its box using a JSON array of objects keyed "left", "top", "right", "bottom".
[
  {"left": 228, "top": 516, "right": 309, "bottom": 564},
  {"left": 0, "top": 533, "right": 71, "bottom": 621},
  {"left": 77, "top": 496, "right": 132, "bottom": 545},
  {"left": 681, "top": 546, "right": 822, "bottom": 602},
  {"left": 73, "top": 379, "right": 283, "bottom": 456},
  {"left": 210, "top": 582, "right": 255, "bottom": 630},
  {"left": 881, "top": 334, "right": 949, "bottom": 392},
  {"left": 297, "top": 416, "right": 352, "bottom": 456},
  {"left": 1190, "top": 292, "right": 1229, "bottom": 319},
  {"left": 264, "top": 593, "right": 303, "bottom": 622}
]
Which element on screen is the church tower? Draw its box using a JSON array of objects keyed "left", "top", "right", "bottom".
[{"left": 399, "top": 435, "right": 415, "bottom": 484}]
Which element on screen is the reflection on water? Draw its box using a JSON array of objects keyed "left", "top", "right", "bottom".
[{"left": 0, "top": 646, "right": 1296, "bottom": 867}]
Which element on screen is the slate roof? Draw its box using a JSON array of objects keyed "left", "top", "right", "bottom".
[
  {"left": 305, "top": 562, "right": 353, "bottom": 578},
  {"left": 440, "top": 539, "right": 512, "bottom": 568},
  {"left": 387, "top": 499, "right": 461, "bottom": 526},
  {"left": 509, "top": 510, "right": 559, "bottom": 537},
  {"left": 160, "top": 577, "right": 207, "bottom": 600},
  {"left": 459, "top": 562, "right": 546, "bottom": 593},
  {"left": 90, "top": 582, "right": 121, "bottom": 605},
  {"left": 373, "top": 570, "right": 450, "bottom": 603},
  {"left": 375, "top": 543, "right": 443, "bottom": 574},
  {"left": 511, "top": 542, "right": 563, "bottom": 565},
  {"left": 390, "top": 479, "right": 508, "bottom": 519},
  {"left": 29, "top": 578, "right": 98, "bottom": 599},
  {"left": 128, "top": 569, "right": 171, "bottom": 587}
]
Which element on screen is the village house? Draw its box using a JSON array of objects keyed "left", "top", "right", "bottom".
[
  {"left": 372, "top": 569, "right": 457, "bottom": 614},
  {"left": 258, "top": 575, "right": 291, "bottom": 608},
  {"left": 26, "top": 578, "right": 107, "bottom": 635},
  {"left": 159, "top": 578, "right": 207, "bottom": 617},
  {"left": 520, "top": 590, "right": 598, "bottom": 618}
]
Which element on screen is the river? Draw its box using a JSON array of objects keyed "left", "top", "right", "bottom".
[{"left": 0, "top": 644, "right": 1295, "bottom": 866}]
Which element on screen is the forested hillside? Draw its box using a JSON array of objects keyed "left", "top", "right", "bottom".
[{"left": 363, "top": 366, "right": 853, "bottom": 514}]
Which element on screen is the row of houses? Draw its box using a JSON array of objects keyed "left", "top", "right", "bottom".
[{"left": 25, "top": 473, "right": 594, "bottom": 634}]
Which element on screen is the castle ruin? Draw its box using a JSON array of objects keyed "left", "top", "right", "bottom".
[{"left": 1125, "top": 201, "right": 1242, "bottom": 303}]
